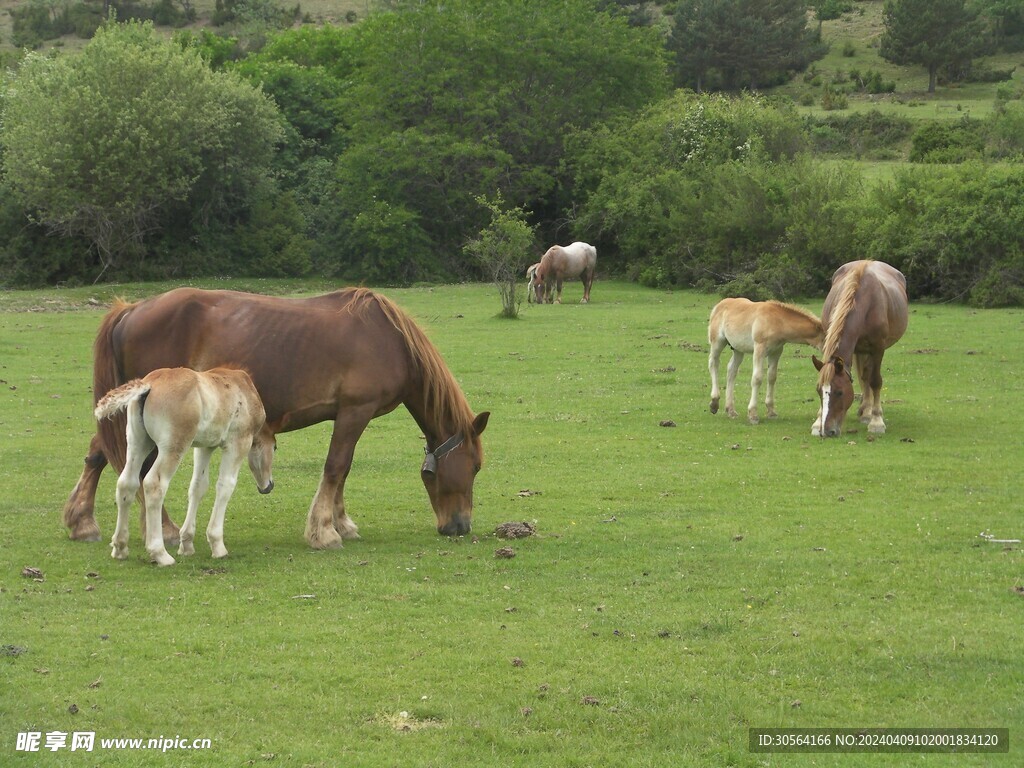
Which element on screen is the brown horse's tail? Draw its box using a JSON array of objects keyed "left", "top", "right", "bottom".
[{"left": 93, "top": 300, "right": 136, "bottom": 472}]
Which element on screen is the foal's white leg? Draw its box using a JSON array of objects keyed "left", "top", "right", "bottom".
[
  {"left": 747, "top": 343, "right": 767, "bottom": 425},
  {"left": 180, "top": 447, "right": 213, "bottom": 556},
  {"left": 724, "top": 350, "right": 744, "bottom": 419},
  {"left": 207, "top": 441, "right": 247, "bottom": 559},
  {"left": 142, "top": 449, "right": 185, "bottom": 566},
  {"left": 763, "top": 348, "right": 783, "bottom": 420},
  {"left": 111, "top": 403, "right": 153, "bottom": 561}
]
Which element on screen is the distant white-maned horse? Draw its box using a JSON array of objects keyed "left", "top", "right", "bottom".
[
  {"left": 708, "top": 298, "right": 824, "bottom": 425},
  {"left": 532, "top": 242, "right": 597, "bottom": 304},
  {"left": 525, "top": 262, "right": 541, "bottom": 303},
  {"left": 94, "top": 367, "right": 275, "bottom": 566}
]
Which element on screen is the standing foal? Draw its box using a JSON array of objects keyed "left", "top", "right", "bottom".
[
  {"left": 708, "top": 298, "right": 824, "bottom": 425},
  {"left": 94, "top": 367, "right": 275, "bottom": 566}
]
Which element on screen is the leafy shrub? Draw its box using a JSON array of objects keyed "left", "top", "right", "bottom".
[
  {"left": 988, "top": 101, "right": 1024, "bottom": 158},
  {"left": 909, "top": 119, "right": 985, "bottom": 163},
  {"left": 861, "top": 163, "right": 1024, "bottom": 306},
  {"left": 841, "top": 41, "right": 856, "bottom": 57},
  {"left": 821, "top": 83, "right": 848, "bottom": 111}
]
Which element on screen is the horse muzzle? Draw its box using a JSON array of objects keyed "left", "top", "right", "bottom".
[
  {"left": 258, "top": 480, "right": 275, "bottom": 495},
  {"left": 437, "top": 515, "right": 472, "bottom": 537}
]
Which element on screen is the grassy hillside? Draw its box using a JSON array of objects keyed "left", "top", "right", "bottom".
[{"left": 776, "top": 1, "right": 1024, "bottom": 121}]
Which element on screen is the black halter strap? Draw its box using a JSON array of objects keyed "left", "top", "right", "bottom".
[{"left": 421, "top": 433, "right": 465, "bottom": 475}]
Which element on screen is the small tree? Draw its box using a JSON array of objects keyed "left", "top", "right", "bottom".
[
  {"left": 880, "top": 0, "right": 983, "bottom": 93},
  {"left": 464, "top": 195, "right": 536, "bottom": 319},
  {"left": 1, "top": 19, "right": 283, "bottom": 281}
]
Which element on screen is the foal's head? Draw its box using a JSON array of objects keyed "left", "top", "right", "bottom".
[
  {"left": 532, "top": 263, "right": 549, "bottom": 304},
  {"left": 248, "top": 425, "right": 276, "bottom": 495},
  {"left": 813, "top": 356, "right": 855, "bottom": 438}
]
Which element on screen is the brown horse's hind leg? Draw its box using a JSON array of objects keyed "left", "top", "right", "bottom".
[{"left": 63, "top": 434, "right": 107, "bottom": 542}]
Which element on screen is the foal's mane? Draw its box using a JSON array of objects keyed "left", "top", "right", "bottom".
[
  {"left": 344, "top": 288, "right": 476, "bottom": 438},
  {"left": 766, "top": 300, "right": 820, "bottom": 326},
  {"left": 818, "top": 261, "right": 869, "bottom": 386}
]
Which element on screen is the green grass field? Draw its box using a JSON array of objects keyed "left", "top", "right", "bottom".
[{"left": 1, "top": 280, "right": 1021, "bottom": 765}]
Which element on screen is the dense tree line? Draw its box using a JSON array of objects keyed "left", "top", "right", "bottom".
[{"left": 0, "top": 1, "right": 1022, "bottom": 305}]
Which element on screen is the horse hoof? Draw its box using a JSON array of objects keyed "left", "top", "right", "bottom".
[
  {"left": 70, "top": 519, "right": 102, "bottom": 543},
  {"left": 868, "top": 422, "right": 886, "bottom": 434},
  {"left": 307, "top": 527, "right": 344, "bottom": 550},
  {"left": 748, "top": 416, "right": 760, "bottom": 426},
  {"left": 178, "top": 542, "right": 195, "bottom": 556},
  {"left": 210, "top": 546, "right": 228, "bottom": 559},
  {"left": 150, "top": 551, "right": 176, "bottom": 567},
  {"left": 709, "top": 401, "right": 719, "bottom": 415},
  {"left": 162, "top": 526, "right": 181, "bottom": 548},
  {"left": 111, "top": 547, "right": 128, "bottom": 560}
]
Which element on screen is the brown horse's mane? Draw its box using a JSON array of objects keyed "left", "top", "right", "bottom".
[
  {"left": 344, "top": 288, "right": 476, "bottom": 438},
  {"left": 818, "top": 261, "right": 869, "bottom": 387}
]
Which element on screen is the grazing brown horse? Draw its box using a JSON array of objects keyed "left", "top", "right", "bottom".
[
  {"left": 64, "top": 288, "right": 490, "bottom": 549},
  {"left": 812, "top": 260, "right": 908, "bottom": 437},
  {"left": 708, "top": 298, "right": 823, "bottom": 424},
  {"left": 532, "top": 242, "right": 597, "bottom": 304}
]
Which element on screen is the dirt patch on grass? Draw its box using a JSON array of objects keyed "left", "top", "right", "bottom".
[{"left": 374, "top": 712, "right": 445, "bottom": 733}]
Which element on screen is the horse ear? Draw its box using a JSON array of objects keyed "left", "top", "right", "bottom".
[
  {"left": 833, "top": 357, "right": 845, "bottom": 375},
  {"left": 472, "top": 411, "right": 490, "bottom": 436},
  {"left": 812, "top": 355, "right": 824, "bottom": 372}
]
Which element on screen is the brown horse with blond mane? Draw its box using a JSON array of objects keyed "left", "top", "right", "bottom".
[
  {"left": 64, "top": 287, "right": 489, "bottom": 549},
  {"left": 812, "top": 260, "right": 908, "bottom": 437}
]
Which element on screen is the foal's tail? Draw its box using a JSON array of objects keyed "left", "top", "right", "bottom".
[{"left": 94, "top": 379, "right": 151, "bottom": 422}]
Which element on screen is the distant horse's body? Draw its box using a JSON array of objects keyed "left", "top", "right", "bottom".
[
  {"left": 708, "top": 298, "right": 824, "bottom": 424},
  {"left": 525, "top": 263, "right": 541, "bottom": 304},
  {"left": 812, "top": 260, "right": 908, "bottom": 437},
  {"left": 65, "top": 288, "right": 490, "bottom": 549},
  {"left": 95, "top": 367, "right": 275, "bottom": 566},
  {"left": 533, "top": 242, "right": 597, "bottom": 304}
]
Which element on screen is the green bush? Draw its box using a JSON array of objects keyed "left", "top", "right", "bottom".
[
  {"left": 821, "top": 83, "right": 848, "bottom": 111},
  {"left": 861, "top": 163, "right": 1024, "bottom": 306},
  {"left": 909, "top": 119, "right": 985, "bottom": 163},
  {"left": 988, "top": 101, "right": 1024, "bottom": 158}
]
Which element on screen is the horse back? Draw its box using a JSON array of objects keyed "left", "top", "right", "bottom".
[
  {"left": 825, "top": 261, "right": 908, "bottom": 352},
  {"left": 102, "top": 288, "right": 410, "bottom": 433},
  {"left": 540, "top": 242, "right": 596, "bottom": 278}
]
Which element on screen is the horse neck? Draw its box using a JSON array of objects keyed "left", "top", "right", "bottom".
[
  {"left": 404, "top": 374, "right": 470, "bottom": 448},
  {"left": 823, "top": 305, "right": 862, "bottom": 364},
  {"left": 787, "top": 312, "right": 824, "bottom": 347}
]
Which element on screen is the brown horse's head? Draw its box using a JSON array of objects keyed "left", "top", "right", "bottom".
[
  {"left": 813, "top": 356, "right": 855, "bottom": 437},
  {"left": 421, "top": 411, "right": 490, "bottom": 536}
]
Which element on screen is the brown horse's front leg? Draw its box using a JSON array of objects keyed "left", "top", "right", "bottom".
[
  {"left": 63, "top": 434, "right": 107, "bottom": 542},
  {"left": 305, "top": 409, "right": 371, "bottom": 550}
]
